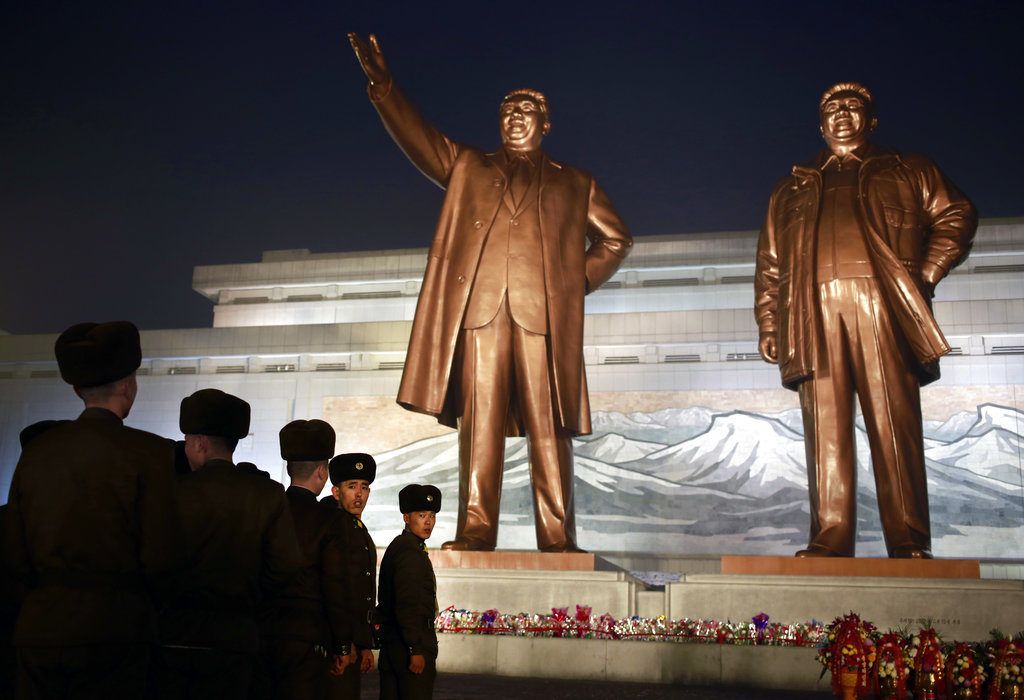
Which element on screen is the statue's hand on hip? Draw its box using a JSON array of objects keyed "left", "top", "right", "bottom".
[
  {"left": 348, "top": 32, "right": 392, "bottom": 96},
  {"left": 759, "top": 333, "right": 779, "bottom": 364}
]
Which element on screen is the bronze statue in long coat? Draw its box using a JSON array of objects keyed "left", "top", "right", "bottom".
[{"left": 349, "top": 34, "right": 632, "bottom": 551}]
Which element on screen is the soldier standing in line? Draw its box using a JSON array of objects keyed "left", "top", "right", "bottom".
[
  {"left": 3, "top": 321, "right": 182, "bottom": 698},
  {"left": 259, "top": 419, "right": 350, "bottom": 699},
  {"left": 323, "top": 453, "right": 378, "bottom": 699},
  {"left": 376, "top": 484, "right": 441, "bottom": 700},
  {"left": 1, "top": 421, "right": 72, "bottom": 696},
  {"left": 158, "top": 389, "right": 302, "bottom": 700}
]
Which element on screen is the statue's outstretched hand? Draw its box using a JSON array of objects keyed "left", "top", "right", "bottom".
[{"left": 348, "top": 32, "right": 391, "bottom": 93}]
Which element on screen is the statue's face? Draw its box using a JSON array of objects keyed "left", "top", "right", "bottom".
[
  {"left": 500, "top": 95, "right": 547, "bottom": 151},
  {"left": 820, "top": 91, "right": 874, "bottom": 151}
]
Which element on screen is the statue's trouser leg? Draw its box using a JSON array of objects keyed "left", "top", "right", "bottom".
[
  {"left": 799, "top": 279, "right": 930, "bottom": 557},
  {"left": 799, "top": 283, "right": 859, "bottom": 556},
  {"left": 457, "top": 303, "right": 514, "bottom": 548},
  {"left": 844, "top": 278, "right": 930, "bottom": 556},
  {"left": 509, "top": 315, "right": 577, "bottom": 551}
]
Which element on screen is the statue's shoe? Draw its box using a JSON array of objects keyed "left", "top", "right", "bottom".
[
  {"left": 440, "top": 538, "right": 495, "bottom": 551},
  {"left": 891, "top": 546, "right": 933, "bottom": 559},
  {"left": 794, "top": 544, "right": 847, "bottom": 558}
]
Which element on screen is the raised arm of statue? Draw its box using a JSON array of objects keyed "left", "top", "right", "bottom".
[{"left": 348, "top": 32, "right": 461, "bottom": 189}]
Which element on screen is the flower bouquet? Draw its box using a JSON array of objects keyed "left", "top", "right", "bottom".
[
  {"left": 872, "top": 631, "right": 912, "bottom": 699},
  {"left": 816, "top": 613, "right": 877, "bottom": 699},
  {"left": 911, "top": 628, "right": 947, "bottom": 699},
  {"left": 986, "top": 639, "right": 1023, "bottom": 700},
  {"left": 946, "top": 642, "right": 985, "bottom": 699}
]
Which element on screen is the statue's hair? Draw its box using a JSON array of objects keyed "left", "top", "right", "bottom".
[
  {"left": 819, "top": 82, "right": 874, "bottom": 111},
  {"left": 502, "top": 88, "right": 550, "bottom": 123}
]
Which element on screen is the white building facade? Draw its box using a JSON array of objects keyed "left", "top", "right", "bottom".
[{"left": 3, "top": 220, "right": 1022, "bottom": 557}]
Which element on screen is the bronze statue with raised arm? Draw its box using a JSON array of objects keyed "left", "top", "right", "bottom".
[
  {"left": 754, "top": 82, "right": 977, "bottom": 558},
  {"left": 349, "top": 33, "right": 633, "bottom": 553}
]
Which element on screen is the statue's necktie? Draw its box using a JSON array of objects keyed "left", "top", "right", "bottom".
[{"left": 510, "top": 156, "right": 532, "bottom": 209}]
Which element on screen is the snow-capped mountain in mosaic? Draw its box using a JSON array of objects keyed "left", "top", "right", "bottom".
[{"left": 361, "top": 403, "right": 1024, "bottom": 558}]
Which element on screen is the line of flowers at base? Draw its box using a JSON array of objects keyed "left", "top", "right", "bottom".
[
  {"left": 435, "top": 605, "right": 824, "bottom": 646},
  {"left": 435, "top": 606, "right": 1024, "bottom": 698}
]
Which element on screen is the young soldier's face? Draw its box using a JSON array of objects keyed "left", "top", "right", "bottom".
[
  {"left": 403, "top": 510, "right": 436, "bottom": 540},
  {"left": 335, "top": 479, "right": 371, "bottom": 517}
]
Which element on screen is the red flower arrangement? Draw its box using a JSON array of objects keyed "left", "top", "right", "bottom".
[
  {"left": 816, "top": 613, "right": 877, "bottom": 698},
  {"left": 912, "top": 628, "right": 946, "bottom": 698},
  {"left": 946, "top": 642, "right": 985, "bottom": 697},
  {"left": 873, "top": 632, "right": 912, "bottom": 699},
  {"left": 986, "top": 640, "right": 1023, "bottom": 700}
]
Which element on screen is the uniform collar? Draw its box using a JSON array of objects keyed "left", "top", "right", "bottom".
[
  {"left": 286, "top": 484, "right": 318, "bottom": 500},
  {"left": 200, "top": 458, "right": 234, "bottom": 471},
  {"left": 402, "top": 527, "right": 427, "bottom": 550},
  {"left": 78, "top": 406, "right": 123, "bottom": 425}
]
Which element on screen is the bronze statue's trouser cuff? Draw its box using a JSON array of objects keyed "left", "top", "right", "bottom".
[{"left": 799, "top": 278, "right": 930, "bottom": 557}]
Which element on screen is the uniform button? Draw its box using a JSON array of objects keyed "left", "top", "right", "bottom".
[
  {"left": 366, "top": 596, "right": 372, "bottom": 601},
  {"left": 457, "top": 275, "right": 465, "bottom": 283},
  {"left": 512, "top": 219, "right": 519, "bottom": 226},
  {"left": 493, "top": 179, "right": 502, "bottom": 187},
  {"left": 366, "top": 571, "right": 372, "bottom": 576},
  {"left": 474, "top": 220, "right": 483, "bottom": 229}
]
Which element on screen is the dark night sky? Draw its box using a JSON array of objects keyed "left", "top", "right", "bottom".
[{"left": 2, "top": 1, "right": 1022, "bottom": 334}]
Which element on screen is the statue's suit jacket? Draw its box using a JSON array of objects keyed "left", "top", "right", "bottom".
[
  {"left": 369, "top": 83, "right": 632, "bottom": 436},
  {"left": 755, "top": 144, "right": 976, "bottom": 390}
]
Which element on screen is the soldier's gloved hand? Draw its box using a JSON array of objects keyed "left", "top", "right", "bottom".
[
  {"left": 359, "top": 648, "right": 375, "bottom": 673},
  {"left": 409, "top": 654, "right": 426, "bottom": 674}
]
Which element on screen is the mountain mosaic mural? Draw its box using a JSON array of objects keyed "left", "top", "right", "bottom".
[{"left": 358, "top": 403, "right": 1024, "bottom": 558}]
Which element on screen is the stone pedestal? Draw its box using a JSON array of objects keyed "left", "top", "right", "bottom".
[
  {"left": 436, "top": 568, "right": 642, "bottom": 618},
  {"left": 722, "top": 555, "right": 981, "bottom": 579},
  {"left": 668, "top": 574, "right": 1023, "bottom": 641},
  {"left": 429, "top": 549, "right": 619, "bottom": 572}
]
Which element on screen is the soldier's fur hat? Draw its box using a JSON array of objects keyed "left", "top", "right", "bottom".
[
  {"left": 328, "top": 453, "right": 376, "bottom": 485},
  {"left": 398, "top": 483, "right": 441, "bottom": 514},
  {"left": 55, "top": 321, "right": 141, "bottom": 387},
  {"left": 280, "top": 419, "right": 336, "bottom": 461},
  {"left": 179, "top": 389, "right": 250, "bottom": 439}
]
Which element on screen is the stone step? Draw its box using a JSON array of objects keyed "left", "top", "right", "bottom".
[{"left": 436, "top": 634, "right": 830, "bottom": 690}]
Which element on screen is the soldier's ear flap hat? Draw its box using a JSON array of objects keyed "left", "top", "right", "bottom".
[
  {"left": 328, "top": 453, "right": 376, "bottom": 485},
  {"left": 280, "top": 419, "right": 336, "bottom": 461},
  {"left": 55, "top": 321, "right": 141, "bottom": 387},
  {"left": 399, "top": 484, "right": 441, "bottom": 514},
  {"left": 19, "top": 420, "right": 70, "bottom": 449},
  {"left": 179, "top": 389, "right": 250, "bottom": 439}
]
